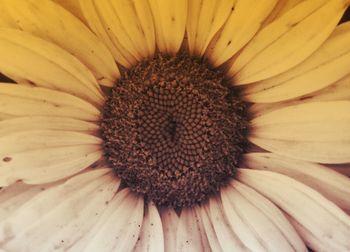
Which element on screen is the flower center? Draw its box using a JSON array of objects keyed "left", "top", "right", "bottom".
[{"left": 101, "top": 54, "right": 249, "bottom": 207}]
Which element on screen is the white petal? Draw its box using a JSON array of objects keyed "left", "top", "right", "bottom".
[
  {"left": 160, "top": 208, "right": 179, "bottom": 252},
  {"left": 243, "top": 152, "right": 350, "bottom": 211},
  {"left": 208, "top": 196, "right": 247, "bottom": 251},
  {"left": 82, "top": 189, "right": 144, "bottom": 252},
  {"left": 134, "top": 201, "right": 164, "bottom": 252},
  {"left": 238, "top": 168, "right": 350, "bottom": 251},
  {"left": 197, "top": 205, "right": 223, "bottom": 252},
  {"left": 2, "top": 169, "right": 119, "bottom": 251},
  {"left": 222, "top": 181, "right": 306, "bottom": 251},
  {"left": 176, "top": 207, "right": 210, "bottom": 251}
]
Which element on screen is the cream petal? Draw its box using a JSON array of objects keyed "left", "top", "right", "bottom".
[
  {"left": 0, "top": 28, "right": 105, "bottom": 107},
  {"left": 160, "top": 208, "right": 179, "bottom": 252},
  {"left": 197, "top": 205, "right": 223, "bottom": 252},
  {"left": 149, "top": 0, "right": 188, "bottom": 54},
  {"left": 0, "top": 84, "right": 100, "bottom": 121},
  {"left": 0, "top": 0, "right": 119, "bottom": 87},
  {"left": 0, "top": 169, "right": 118, "bottom": 251},
  {"left": 0, "top": 145, "right": 102, "bottom": 186},
  {"left": 250, "top": 101, "right": 350, "bottom": 163},
  {"left": 208, "top": 196, "right": 247, "bottom": 252},
  {"left": 230, "top": 0, "right": 348, "bottom": 84},
  {"left": 186, "top": 0, "right": 235, "bottom": 56},
  {"left": 244, "top": 22, "right": 350, "bottom": 103},
  {"left": 80, "top": 189, "right": 144, "bottom": 252},
  {"left": 243, "top": 152, "right": 350, "bottom": 211},
  {"left": 0, "top": 116, "right": 99, "bottom": 136},
  {"left": 134, "top": 201, "right": 164, "bottom": 252},
  {"left": 208, "top": 0, "right": 278, "bottom": 67},
  {"left": 248, "top": 73, "right": 350, "bottom": 118},
  {"left": 238, "top": 168, "right": 350, "bottom": 251},
  {"left": 176, "top": 207, "right": 209, "bottom": 251}
]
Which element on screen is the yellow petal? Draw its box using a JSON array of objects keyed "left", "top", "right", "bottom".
[
  {"left": 79, "top": 0, "right": 136, "bottom": 67},
  {"left": 244, "top": 22, "right": 350, "bottom": 103},
  {"left": 208, "top": 0, "right": 278, "bottom": 67},
  {"left": 149, "top": 0, "right": 188, "bottom": 54},
  {"left": 230, "top": 0, "right": 349, "bottom": 84},
  {"left": 0, "top": 28, "right": 105, "bottom": 107},
  {"left": 0, "top": 0, "right": 119, "bottom": 87},
  {"left": 186, "top": 0, "right": 235, "bottom": 56}
]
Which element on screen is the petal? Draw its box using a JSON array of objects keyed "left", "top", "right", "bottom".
[
  {"left": 149, "top": 0, "right": 188, "bottom": 54},
  {"left": 229, "top": 181, "right": 307, "bottom": 251},
  {"left": 52, "top": 0, "right": 86, "bottom": 22},
  {"left": 221, "top": 181, "right": 306, "bottom": 251},
  {"left": 248, "top": 73, "right": 350, "bottom": 117},
  {"left": 243, "top": 152, "right": 350, "bottom": 211},
  {"left": 78, "top": 189, "right": 144, "bottom": 252},
  {"left": 89, "top": 0, "right": 155, "bottom": 62},
  {"left": 79, "top": 0, "right": 136, "bottom": 68},
  {"left": 208, "top": 196, "right": 247, "bottom": 251},
  {"left": 176, "top": 207, "right": 210, "bottom": 251},
  {"left": 244, "top": 22, "right": 350, "bottom": 103},
  {"left": 0, "top": 28, "right": 105, "bottom": 107},
  {"left": 0, "top": 144, "right": 102, "bottom": 186},
  {"left": 0, "top": 130, "right": 101, "bottom": 155},
  {"left": 197, "top": 205, "right": 223, "bottom": 252},
  {"left": 0, "top": 182, "right": 59, "bottom": 222},
  {"left": 0, "top": 84, "right": 100, "bottom": 121},
  {"left": 0, "top": 169, "right": 120, "bottom": 251},
  {"left": 238, "top": 168, "right": 350, "bottom": 251},
  {"left": 207, "top": 0, "right": 278, "bottom": 67},
  {"left": 250, "top": 101, "right": 350, "bottom": 163},
  {"left": 0, "top": 116, "right": 99, "bottom": 136},
  {"left": 230, "top": 0, "right": 349, "bottom": 84},
  {"left": 186, "top": 0, "right": 234, "bottom": 56},
  {"left": 0, "top": 0, "right": 119, "bottom": 86},
  {"left": 134, "top": 201, "right": 164, "bottom": 252},
  {"left": 160, "top": 208, "right": 179, "bottom": 252}
]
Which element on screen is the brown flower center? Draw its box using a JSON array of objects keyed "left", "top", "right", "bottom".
[{"left": 101, "top": 54, "right": 249, "bottom": 207}]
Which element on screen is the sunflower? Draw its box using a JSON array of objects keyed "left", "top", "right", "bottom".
[{"left": 0, "top": 0, "right": 350, "bottom": 251}]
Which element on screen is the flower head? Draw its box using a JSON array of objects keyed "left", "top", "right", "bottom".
[{"left": 0, "top": 0, "right": 350, "bottom": 251}]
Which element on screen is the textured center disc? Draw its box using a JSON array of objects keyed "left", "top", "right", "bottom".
[{"left": 101, "top": 54, "right": 248, "bottom": 207}]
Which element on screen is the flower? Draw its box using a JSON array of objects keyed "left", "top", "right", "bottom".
[{"left": 0, "top": 0, "right": 350, "bottom": 251}]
